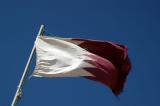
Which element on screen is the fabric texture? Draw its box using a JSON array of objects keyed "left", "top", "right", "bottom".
[{"left": 33, "top": 36, "right": 131, "bottom": 95}]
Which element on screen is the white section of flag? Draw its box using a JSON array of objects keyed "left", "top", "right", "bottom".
[{"left": 33, "top": 36, "right": 94, "bottom": 77}]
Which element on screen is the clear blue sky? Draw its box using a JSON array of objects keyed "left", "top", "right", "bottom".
[{"left": 0, "top": 0, "right": 159, "bottom": 106}]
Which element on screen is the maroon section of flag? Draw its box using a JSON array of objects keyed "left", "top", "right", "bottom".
[{"left": 72, "top": 38, "right": 131, "bottom": 95}]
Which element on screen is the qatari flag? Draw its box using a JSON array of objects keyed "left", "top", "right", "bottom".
[{"left": 33, "top": 36, "right": 131, "bottom": 95}]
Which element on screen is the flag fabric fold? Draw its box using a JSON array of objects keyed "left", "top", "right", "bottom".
[{"left": 33, "top": 36, "right": 131, "bottom": 95}]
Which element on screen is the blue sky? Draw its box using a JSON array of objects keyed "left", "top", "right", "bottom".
[{"left": 0, "top": 0, "right": 160, "bottom": 106}]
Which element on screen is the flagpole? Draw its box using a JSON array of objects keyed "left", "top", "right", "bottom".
[{"left": 11, "top": 25, "right": 45, "bottom": 106}]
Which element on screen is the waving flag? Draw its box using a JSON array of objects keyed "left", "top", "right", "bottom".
[{"left": 33, "top": 36, "right": 131, "bottom": 95}]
